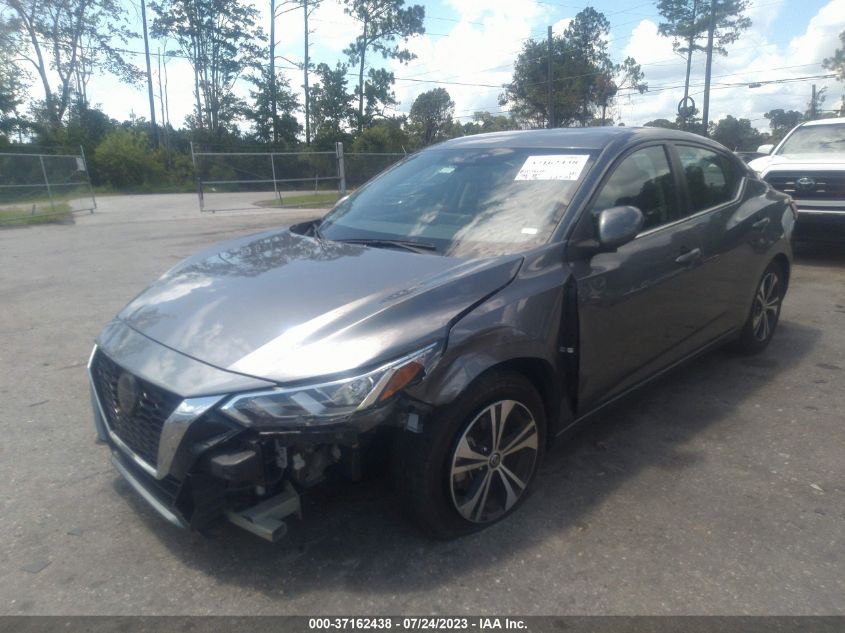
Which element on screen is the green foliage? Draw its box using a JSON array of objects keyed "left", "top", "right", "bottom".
[
  {"left": 361, "top": 68, "right": 398, "bottom": 126},
  {"left": 461, "top": 111, "right": 519, "bottom": 135},
  {"left": 0, "top": 18, "right": 26, "bottom": 139},
  {"left": 657, "top": 0, "right": 751, "bottom": 57},
  {"left": 805, "top": 86, "right": 828, "bottom": 120},
  {"left": 150, "top": 0, "right": 265, "bottom": 136},
  {"left": 94, "top": 128, "right": 167, "bottom": 189},
  {"left": 0, "top": 202, "right": 73, "bottom": 226},
  {"left": 309, "top": 62, "right": 356, "bottom": 148},
  {"left": 409, "top": 88, "right": 455, "bottom": 145},
  {"left": 710, "top": 115, "right": 764, "bottom": 151},
  {"left": 644, "top": 118, "right": 680, "bottom": 129},
  {"left": 824, "top": 30, "right": 845, "bottom": 82},
  {"left": 343, "top": 0, "right": 425, "bottom": 130},
  {"left": 244, "top": 67, "right": 301, "bottom": 146},
  {"left": 351, "top": 118, "right": 412, "bottom": 153},
  {"left": 764, "top": 109, "right": 803, "bottom": 144},
  {"left": 5, "top": 0, "right": 140, "bottom": 130},
  {"left": 501, "top": 8, "right": 645, "bottom": 128}
]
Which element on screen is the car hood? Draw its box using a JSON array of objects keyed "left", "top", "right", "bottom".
[
  {"left": 749, "top": 153, "right": 845, "bottom": 175},
  {"left": 116, "top": 228, "right": 523, "bottom": 384}
]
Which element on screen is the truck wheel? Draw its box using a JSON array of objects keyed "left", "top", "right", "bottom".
[
  {"left": 393, "top": 370, "right": 545, "bottom": 539},
  {"left": 733, "top": 260, "right": 786, "bottom": 355}
]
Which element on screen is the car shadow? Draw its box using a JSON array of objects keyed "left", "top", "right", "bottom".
[
  {"left": 793, "top": 240, "right": 845, "bottom": 268},
  {"left": 114, "top": 319, "right": 820, "bottom": 601}
]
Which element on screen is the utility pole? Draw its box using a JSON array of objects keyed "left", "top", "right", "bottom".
[
  {"left": 304, "top": 0, "right": 311, "bottom": 145},
  {"left": 270, "top": 0, "right": 278, "bottom": 143},
  {"left": 547, "top": 25, "right": 554, "bottom": 129},
  {"left": 701, "top": 0, "right": 716, "bottom": 137},
  {"left": 810, "top": 84, "right": 817, "bottom": 120},
  {"left": 140, "top": 0, "right": 158, "bottom": 146},
  {"left": 157, "top": 49, "right": 170, "bottom": 153},
  {"left": 681, "top": 0, "right": 698, "bottom": 130}
]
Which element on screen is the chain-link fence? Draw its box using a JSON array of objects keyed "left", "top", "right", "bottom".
[
  {"left": 0, "top": 149, "right": 97, "bottom": 224},
  {"left": 190, "top": 143, "right": 406, "bottom": 213}
]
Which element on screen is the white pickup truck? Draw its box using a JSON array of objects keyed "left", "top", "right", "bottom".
[{"left": 749, "top": 117, "right": 845, "bottom": 240}]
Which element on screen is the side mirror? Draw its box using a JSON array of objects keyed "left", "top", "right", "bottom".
[
  {"left": 756, "top": 144, "right": 774, "bottom": 155},
  {"left": 596, "top": 205, "right": 644, "bottom": 251}
]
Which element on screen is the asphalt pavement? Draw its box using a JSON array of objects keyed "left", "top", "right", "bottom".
[{"left": 0, "top": 194, "right": 843, "bottom": 615}]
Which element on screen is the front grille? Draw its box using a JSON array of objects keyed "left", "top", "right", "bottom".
[
  {"left": 765, "top": 171, "right": 845, "bottom": 200},
  {"left": 91, "top": 350, "right": 182, "bottom": 467}
]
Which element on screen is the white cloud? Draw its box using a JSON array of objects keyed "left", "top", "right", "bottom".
[
  {"left": 64, "top": 0, "right": 845, "bottom": 136},
  {"left": 618, "top": 0, "right": 845, "bottom": 129},
  {"left": 388, "top": 0, "right": 549, "bottom": 120}
]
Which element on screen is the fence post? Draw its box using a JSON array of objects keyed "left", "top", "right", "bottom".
[
  {"left": 38, "top": 154, "right": 56, "bottom": 214},
  {"left": 80, "top": 145, "right": 97, "bottom": 211},
  {"left": 270, "top": 153, "right": 281, "bottom": 206},
  {"left": 190, "top": 141, "right": 205, "bottom": 212},
  {"left": 335, "top": 142, "right": 346, "bottom": 196}
]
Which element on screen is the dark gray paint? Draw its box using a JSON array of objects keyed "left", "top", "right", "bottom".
[
  {"left": 98, "top": 126, "right": 793, "bottom": 437},
  {"left": 115, "top": 229, "right": 523, "bottom": 385}
]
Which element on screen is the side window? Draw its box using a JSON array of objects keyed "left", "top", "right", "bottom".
[
  {"left": 591, "top": 145, "right": 678, "bottom": 232},
  {"left": 677, "top": 145, "right": 740, "bottom": 212}
]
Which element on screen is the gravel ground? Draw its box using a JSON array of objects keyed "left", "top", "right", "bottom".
[{"left": 0, "top": 195, "right": 843, "bottom": 615}]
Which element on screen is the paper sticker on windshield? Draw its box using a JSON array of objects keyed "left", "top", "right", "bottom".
[{"left": 514, "top": 154, "right": 589, "bottom": 181}]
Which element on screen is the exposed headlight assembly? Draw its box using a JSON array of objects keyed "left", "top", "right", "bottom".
[{"left": 220, "top": 344, "right": 440, "bottom": 428}]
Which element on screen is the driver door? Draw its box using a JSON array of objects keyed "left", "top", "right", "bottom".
[{"left": 569, "top": 144, "right": 712, "bottom": 412}]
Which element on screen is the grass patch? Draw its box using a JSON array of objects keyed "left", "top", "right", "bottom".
[
  {"left": 254, "top": 192, "right": 341, "bottom": 208},
  {"left": 0, "top": 202, "right": 74, "bottom": 227}
]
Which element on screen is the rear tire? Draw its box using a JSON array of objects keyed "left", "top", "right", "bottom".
[
  {"left": 732, "top": 260, "right": 785, "bottom": 355},
  {"left": 393, "top": 370, "right": 546, "bottom": 539}
]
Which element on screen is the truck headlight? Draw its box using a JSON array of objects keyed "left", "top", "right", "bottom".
[{"left": 220, "top": 344, "right": 440, "bottom": 428}]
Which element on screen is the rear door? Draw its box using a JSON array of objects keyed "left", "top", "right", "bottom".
[
  {"left": 671, "top": 143, "right": 759, "bottom": 334},
  {"left": 568, "top": 143, "right": 715, "bottom": 411}
]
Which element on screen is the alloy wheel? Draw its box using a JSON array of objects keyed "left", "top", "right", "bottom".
[
  {"left": 751, "top": 271, "right": 781, "bottom": 342},
  {"left": 449, "top": 399, "right": 539, "bottom": 524}
]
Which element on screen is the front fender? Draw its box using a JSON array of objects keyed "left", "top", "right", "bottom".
[{"left": 405, "top": 243, "right": 574, "bottom": 435}]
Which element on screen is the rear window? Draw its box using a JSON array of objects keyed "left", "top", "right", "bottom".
[{"left": 676, "top": 145, "right": 740, "bottom": 212}]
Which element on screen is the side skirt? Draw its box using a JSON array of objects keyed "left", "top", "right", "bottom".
[{"left": 554, "top": 326, "right": 740, "bottom": 439}]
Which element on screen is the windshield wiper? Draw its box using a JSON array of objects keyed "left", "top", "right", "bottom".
[
  {"left": 338, "top": 238, "right": 438, "bottom": 254},
  {"left": 311, "top": 221, "right": 325, "bottom": 241}
]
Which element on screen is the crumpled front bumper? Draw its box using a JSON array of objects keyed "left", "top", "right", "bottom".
[
  {"left": 110, "top": 451, "right": 188, "bottom": 528},
  {"left": 88, "top": 322, "right": 412, "bottom": 540}
]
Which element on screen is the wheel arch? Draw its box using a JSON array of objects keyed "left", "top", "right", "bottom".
[
  {"left": 456, "top": 357, "right": 568, "bottom": 445},
  {"left": 771, "top": 253, "right": 791, "bottom": 294}
]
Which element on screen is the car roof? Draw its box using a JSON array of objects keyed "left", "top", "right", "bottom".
[{"left": 434, "top": 126, "right": 727, "bottom": 151}]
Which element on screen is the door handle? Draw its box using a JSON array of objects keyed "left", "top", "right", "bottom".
[
  {"left": 752, "top": 217, "right": 770, "bottom": 230},
  {"left": 675, "top": 247, "right": 702, "bottom": 265}
]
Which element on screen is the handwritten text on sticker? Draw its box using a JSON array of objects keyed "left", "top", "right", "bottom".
[{"left": 514, "top": 154, "right": 590, "bottom": 181}]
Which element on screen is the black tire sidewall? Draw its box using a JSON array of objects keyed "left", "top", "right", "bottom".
[
  {"left": 737, "top": 260, "right": 785, "bottom": 354},
  {"left": 394, "top": 370, "right": 546, "bottom": 539}
]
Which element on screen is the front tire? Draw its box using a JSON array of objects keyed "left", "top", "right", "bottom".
[
  {"left": 733, "top": 260, "right": 785, "bottom": 355},
  {"left": 393, "top": 370, "right": 546, "bottom": 539}
]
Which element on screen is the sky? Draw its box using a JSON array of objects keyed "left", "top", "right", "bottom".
[{"left": 79, "top": 0, "right": 845, "bottom": 133}]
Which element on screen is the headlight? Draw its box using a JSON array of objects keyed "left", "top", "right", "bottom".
[{"left": 220, "top": 343, "right": 440, "bottom": 428}]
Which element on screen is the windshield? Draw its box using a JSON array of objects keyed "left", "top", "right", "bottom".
[
  {"left": 778, "top": 123, "right": 845, "bottom": 155},
  {"left": 319, "top": 148, "right": 593, "bottom": 258}
]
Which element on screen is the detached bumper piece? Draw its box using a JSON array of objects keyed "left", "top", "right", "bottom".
[
  {"left": 226, "top": 483, "right": 301, "bottom": 542},
  {"left": 110, "top": 451, "right": 187, "bottom": 529},
  {"left": 111, "top": 446, "right": 303, "bottom": 541}
]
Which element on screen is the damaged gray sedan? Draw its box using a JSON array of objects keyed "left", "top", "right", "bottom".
[{"left": 89, "top": 127, "right": 793, "bottom": 541}]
